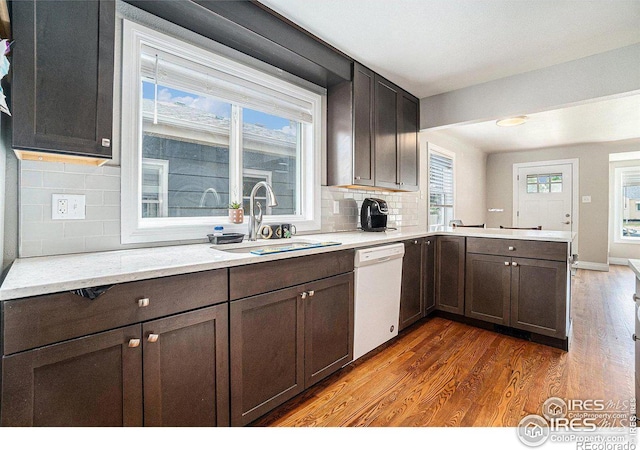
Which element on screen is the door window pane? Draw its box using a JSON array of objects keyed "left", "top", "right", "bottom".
[
  {"left": 526, "top": 173, "right": 562, "bottom": 194},
  {"left": 622, "top": 174, "right": 640, "bottom": 238}
]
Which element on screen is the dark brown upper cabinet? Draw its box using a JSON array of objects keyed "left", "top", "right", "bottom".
[
  {"left": 328, "top": 62, "right": 419, "bottom": 191},
  {"left": 11, "top": 0, "right": 115, "bottom": 161}
]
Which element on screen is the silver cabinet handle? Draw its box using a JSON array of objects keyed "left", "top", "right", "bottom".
[
  {"left": 308, "top": 290, "right": 315, "bottom": 297},
  {"left": 301, "top": 292, "right": 308, "bottom": 299},
  {"left": 147, "top": 334, "right": 159, "bottom": 343},
  {"left": 508, "top": 246, "right": 515, "bottom": 251},
  {"left": 634, "top": 334, "right": 639, "bottom": 342},
  {"left": 355, "top": 176, "right": 361, "bottom": 180},
  {"left": 427, "top": 240, "right": 431, "bottom": 245},
  {"left": 138, "top": 298, "right": 150, "bottom": 307},
  {"left": 634, "top": 294, "right": 639, "bottom": 303},
  {"left": 504, "top": 261, "right": 510, "bottom": 266},
  {"left": 128, "top": 338, "right": 140, "bottom": 348},
  {"left": 101, "top": 138, "right": 111, "bottom": 147},
  {"left": 512, "top": 262, "right": 518, "bottom": 266}
]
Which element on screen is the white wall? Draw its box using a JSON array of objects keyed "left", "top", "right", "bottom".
[{"left": 421, "top": 130, "right": 487, "bottom": 227}]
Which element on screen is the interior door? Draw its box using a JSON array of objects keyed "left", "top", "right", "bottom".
[{"left": 516, "top": 163, "right": 573, "bottom": 232}]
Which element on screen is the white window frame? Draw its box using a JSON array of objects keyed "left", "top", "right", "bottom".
[
  {"left": 141, "top": 158, "right": 169, "bottom": 218},
  {"left": 427, "top": 144, "right": 455, "bottom": 231},
  {"left": 120, "top": 20, "right": 322, "bottom": 244},
  {"left": 612, "top": 165, "right": 640, "bottom": 245}
]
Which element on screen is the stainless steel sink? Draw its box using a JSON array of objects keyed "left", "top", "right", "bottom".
[
  {"left": 213, "top": 239, "right": 339, "bottom": 254},
  {"left": 211, "top": 239, "right": 320, "bottom": 253}
]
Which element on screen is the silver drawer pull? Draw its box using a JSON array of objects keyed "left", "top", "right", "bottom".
[
  {"left": 308, "top": 290, "right": 315, "bottom": 297},
  {"left": 128, "top": 339, "right": 140, "bottom": 348},
  {"left": 301, "top": 292, "right": 308, "bottom": 299},
  {"left": 138, "top": 298, "right": 150, "bottom": 308},
  {"left": 147, "top": 334, "right": 159, "bottom": 343},
  {"left": 504, "top": 261, "right": 510, "bottom": 266},
  {"left": 512, "top": 262, "right": 518, "bottom": 267},
  {"left": 508, "top": 246, "right": 515, "bottom": 251}
]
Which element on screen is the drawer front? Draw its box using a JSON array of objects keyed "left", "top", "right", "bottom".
[
  {"left": 229, "top": 249, "right": 354, "bottom": 300},
  {"left": 3, "top": 269, "right": 228, "bottom": 355},
  {"left": 466, "top": 237, "right": 567, "bottom": 261}
]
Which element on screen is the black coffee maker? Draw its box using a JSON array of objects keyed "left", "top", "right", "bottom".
[{"left": 360, "top": 198, "right": 388, "bottom": 232}]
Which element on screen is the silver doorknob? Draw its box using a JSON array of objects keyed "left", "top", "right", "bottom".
[
  {"left": 128, "top": 338, "right": 140, "bottom": 348},
  {"left": 147, "top": 334, "right": 159, "bottom": 343},
  {"left": 633, "top": 334, "right": 639, "bottom": 342},
  {"left": 512, "top": 262, "right": 518, "bottom": 266},
  {"left": 138, "top": 298, "right": 150, "bottom": 307}
]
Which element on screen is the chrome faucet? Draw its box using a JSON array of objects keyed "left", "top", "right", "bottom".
[{"left": 248, "top": 181, "right": 278, "bottom": 241}]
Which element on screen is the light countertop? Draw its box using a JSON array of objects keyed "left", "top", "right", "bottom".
[
  {"left": 0, "top": 227, "right": 575, "bottom": 301},
  {"left": 630, "top": 259, "right": 640, "bottom": 280}
]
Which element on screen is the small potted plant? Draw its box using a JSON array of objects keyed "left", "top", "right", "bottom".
[{"left": 228, "top": 201, "right": 244, "bottom": 224}]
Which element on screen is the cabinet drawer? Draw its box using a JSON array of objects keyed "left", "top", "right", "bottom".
[
  {"left": 229, "top": 249, "right": 354, "bottom": 300},
  {"left": 466, "top": 238, "right": 567, "bottom": 262},
  {"left": 3, "top": 269, "right": 228, "bottom": 355}
]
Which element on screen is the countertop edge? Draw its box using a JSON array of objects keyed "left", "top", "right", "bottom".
[
  {"left": 0, "top": 228, "right": 575, "bottom": 301},
  {"left": 630, "top": 259, "right": 640, "bottom": 280}
]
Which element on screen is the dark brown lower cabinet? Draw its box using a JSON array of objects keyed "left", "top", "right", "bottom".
[
  {"left": 1, "top": 305, "right": 230, "bottom": 427},
  {"left": 435, "top": 236, "right": 465, "bottom": 315},
  {"left": 1, "top": 325, "right": 143, "bottom": 426},
  {"left": 230, "top": 285, "right": 305, "bottom": 426},
  {"left": 510, "top": 257, "right": 567, "bottom": 339},
  {"left": 423, "top": 237, "right": 436, "bottom": 315},
  {"left": 230, "top": 273, "right": 354, "bottom": 426},
  {"left": 465, "top": 253, "right": 511, "bottom": 325},
  {"left": 399, "top": 239, "right": 423, "bottom": 331},
  {"left": 304, "top": 273, "right": 354, "bottom": 387},
  {"left": 142, "top": 305, "right": 229, "bottom": 427}
]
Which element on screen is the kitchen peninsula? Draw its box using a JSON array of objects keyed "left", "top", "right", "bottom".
[{"left": 0, "top": 227, "right": 575, "bottom": 426}]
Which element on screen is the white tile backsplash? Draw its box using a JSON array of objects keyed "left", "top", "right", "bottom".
[{"left": 19, "top": 161, "right": 422, "bottom": 257}]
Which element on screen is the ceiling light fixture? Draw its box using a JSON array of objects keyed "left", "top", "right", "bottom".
[{"left": 496, "top": 116, "right": 528, "bottom": 127}]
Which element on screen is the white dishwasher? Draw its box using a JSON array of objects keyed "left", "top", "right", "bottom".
[{"left": 353, "top": 243, "right": 405, "bottom": 361}]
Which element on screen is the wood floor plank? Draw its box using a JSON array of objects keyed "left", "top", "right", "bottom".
[{"left": 252, "top": 267, "right": 636, "bottom": 427}]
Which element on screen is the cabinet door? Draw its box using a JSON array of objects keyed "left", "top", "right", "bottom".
[
  {"left": 12, "top": 0, "right": 115, "bottom": 158},
  {"left": 353, "top": 63, "right": 375, "bottom": 187},
  {"left": 465, "top": 253, "right": 511, "bottom": 325},
  {"left": 374, "top": 75, "right": 400, "bottom": 189},
  {"left": 304, "top": 273, "right": 354, "bottom": 387},
  {"left": 1, "top": 325, "right": 142, "bottom": 426},
  {"left": 142, "top": 304, "right": 229, "bottom": 427},
  {"left": 400, "top": 239, "right": 423, "bottom": 330},
  {"left": 230, "top": 286, "right": 305, "bottom": 426},
  {"left": 510, "top": 258, "right": 567, "bottom": 338},
  {"left": 435, "top": 236, "right": 466, "bottom": 315},
  {"left": 397, "top": 92, "right": 419, "bottom": 191},
  {"left": 423, "top": 238, "right": 437, "bottom": 315}
]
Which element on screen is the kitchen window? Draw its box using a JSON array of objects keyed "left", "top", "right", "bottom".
[
  {"left": 120, "top": 21, "right": 322, "bottom": 243},
  {"left": 428, "top": 147, "right": 455, "bottom": 230}
]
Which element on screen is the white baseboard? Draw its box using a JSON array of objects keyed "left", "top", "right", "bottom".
[
  {"left": 608, "top": 257, "right": 629, "bottom": 266},
  {"left": 575, "top": 261, "right": 609, "bottom": 271}
]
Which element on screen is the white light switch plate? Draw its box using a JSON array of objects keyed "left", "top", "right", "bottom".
[
  {"left": 582, "top": 196, "right": 592, "bottom": 203},
  {"left": 52, "top": 194, "right": 86, "bottom": 220}
]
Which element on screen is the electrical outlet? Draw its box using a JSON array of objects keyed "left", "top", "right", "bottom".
[{"left": 52, "top": 194, "right": 86, "bottom": 220}]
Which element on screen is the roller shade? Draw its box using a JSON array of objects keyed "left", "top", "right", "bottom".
[
  {"left": 140, "top": 45, "right": 314, "bottom": 124},
  {"left": 429, "top": 152, "right": 454, "bottom": 207}
]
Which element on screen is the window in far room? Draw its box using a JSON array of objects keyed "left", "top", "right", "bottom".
[
  {"left": 428, "top": 147, "right": 455, "bottom": 231},
  {"left": 613, "top": 165, "right": 640, "bottom": 241}
]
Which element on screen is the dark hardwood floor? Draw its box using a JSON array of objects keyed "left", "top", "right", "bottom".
[{"left": 252, "top": 266, "right": 635, "bottom": 427}]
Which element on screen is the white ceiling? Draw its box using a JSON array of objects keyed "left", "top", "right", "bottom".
[{"left": 259, "top": 0, "right": 640, "bottom": 152}]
